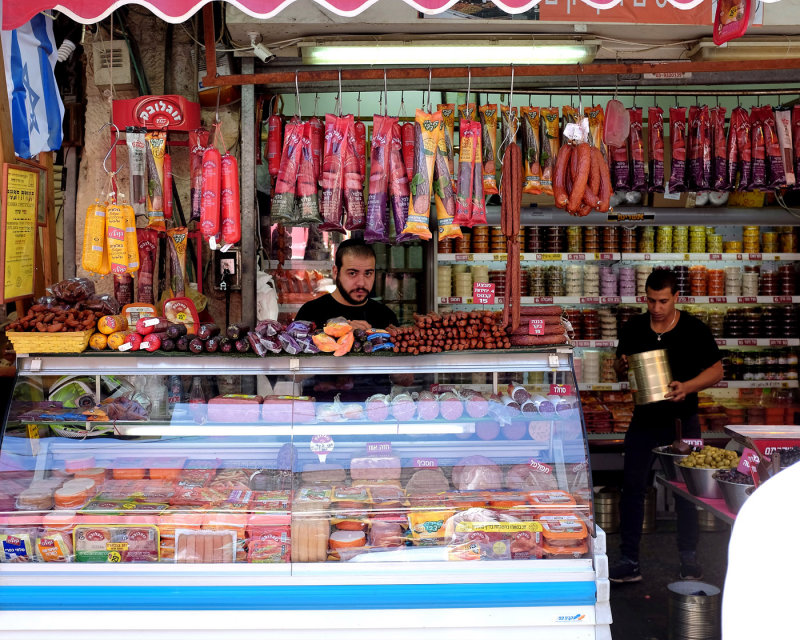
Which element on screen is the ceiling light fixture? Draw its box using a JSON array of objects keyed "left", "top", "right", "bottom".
[{"left": 300, "top": 40, "right": 599, "bottom": 66}]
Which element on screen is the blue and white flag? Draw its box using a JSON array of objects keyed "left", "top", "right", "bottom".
[{"left": 1, "top": 14, "right": 64, "bottom": 158}]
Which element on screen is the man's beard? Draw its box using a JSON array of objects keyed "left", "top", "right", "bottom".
[{"left": 336, "top": 274, "right": 370, "bottom": 305}]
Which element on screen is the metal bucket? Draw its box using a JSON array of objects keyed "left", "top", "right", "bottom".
[
  {"left": 668, "top": 581, "right": 721, "bottom": 640},
  {"left": 628, "top": 349, "right": 673, "bottom": 405},
  {"left": 653, "top": 445, "right": 689, "bottom": 481},
  {"left": 697, "top": 509, "right": 726, "bottom": 532},
  {"left": 714, "top": 476, "right": 752, "bottom": 514},
  {"left": 593, "top": 486, "right": 620, "bottom": 533},
  {"left": 641, "top": 486, "right": 657, "bottom": 533}
]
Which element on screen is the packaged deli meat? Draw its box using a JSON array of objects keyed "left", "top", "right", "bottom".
[
  {"left": 505, "top": 463, "right": 559, "bottom": 491},
  {"left": 175, "top": 530, "right": 236, "bottom": 563},
  {"left": 291, "top": 516, "right": 329, "bottom": 562},
  {"left": 261, "top": 396, "right": 316, "bottom": 424},
  {"left": 452, "top": 456, "right": 502, "bottom": 491},
  {"left": 405, "top": 468, "right": 450, "bottom": 495},
  {"left": 207, "top": 395, "right": 264, "bottom": 423},
  {"left": 415, "top": 391, "right": 440, "bottom": 420},
  {"left": 350, "top": 454, "right": 402, "bottom": 482},
  {"left": 74, "top": 524, "right": 159, "bottom": 562},
  {"left": 369, "top": 521, "right": 405, "bottom": 548}
]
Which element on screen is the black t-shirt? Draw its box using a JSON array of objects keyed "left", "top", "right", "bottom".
[
  {"left": 616, "top": 311, "right": 721, "bottom": 421},
  {"left": 295, "top": 294, "right": 398, "bottom": 331}
]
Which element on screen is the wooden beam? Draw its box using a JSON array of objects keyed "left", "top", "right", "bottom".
[
  {"left": 202, "top": 4, "right": 218, "bottom": 89},
  {"left": 0, "top": 43, "right": 15, "bottom": 165},
  {"left": 39, "top": 151, "right": 59, "bottom": 286},
  {"left": 199, "top": 58, "right": 800, "bottom": 88}
]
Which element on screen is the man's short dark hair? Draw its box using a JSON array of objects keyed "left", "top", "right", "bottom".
[
  {"left": 645, "top": 269, "right": 679, "bottom": 294},
  {"left": 335, "top": 238, "right": 376, "bottom": 269}
]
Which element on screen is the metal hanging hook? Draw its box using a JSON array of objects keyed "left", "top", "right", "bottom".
[
  {"left": 337, "top": 69, "right": 343, "bottom": 117},
  {"left": 99, "top": 122, "right": 121, "bottom": 176},
  {"left": 295, "top": 71, "right": 302, "bottom": 120},
  {"left": 357, "top": 91, "right": 362, "bottom": 119},
  {"left": 466, "top": 65, "right": 472, "bottom": 105},
  {"left": 426, "top": 67, "right": 433, "bottom": 113},
  {"left": 632, "top": 85, "right": 637, "bottom": 109},
  {"left": 215, "top": 87, "right": 222, "bottom": 124},
  {"left": 313, "top": 92, "right": 319, "bottom": 118},
  {"left": 383, "top": 69, "right": 388, "bottom": 116}
]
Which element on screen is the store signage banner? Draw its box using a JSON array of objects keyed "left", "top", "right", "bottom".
[
  {"left": 3, "top": 0, "right": 721, "bottom": 30},
  {"left": 1, "top": 14, "right": 64, "bottom": 158}
]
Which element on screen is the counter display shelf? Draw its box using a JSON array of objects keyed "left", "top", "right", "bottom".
[{"left": 0, "top": 350, "right": 611, "bottom": 640}]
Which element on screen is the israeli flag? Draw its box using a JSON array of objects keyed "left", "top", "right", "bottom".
[{"left": 1, "top": 13, "right": 64, "bottom": 158}]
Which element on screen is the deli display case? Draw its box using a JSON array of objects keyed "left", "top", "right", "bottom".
[{"left": 0, "top": 350, "right": 610, "bottom": 640}]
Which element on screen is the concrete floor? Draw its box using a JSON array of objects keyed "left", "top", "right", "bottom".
[{"left": 606, "top": 519, "right": 731, "bottom": 640}]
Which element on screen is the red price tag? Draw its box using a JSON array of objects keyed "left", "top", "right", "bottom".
[
  {"left": 528, "top": 459, "right": 553, "bottom": 474},
  {"left": 737, "top": 447, "right": 761, "bottom": 476},
  {"left": 473, "top": 282, "right": 495, "bottom": 305},
  {"left": 682, "top": 438, "right": 704, "bottom": 448},
  {"left": 529, "top": 319, "right": 546, "bottom": 335},
  {"left": 549, "top": 384, "right": 573, "bottom": 396}
]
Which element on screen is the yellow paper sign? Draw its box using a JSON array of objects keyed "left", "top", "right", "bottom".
[{"left": 1, "top": 165, "right": 39, "bottom": 301}]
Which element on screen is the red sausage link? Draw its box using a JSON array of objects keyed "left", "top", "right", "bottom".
[
  {"left": 553, "top": 144, "right": 572, "bottom": 210},
  {"left": 221, "top": 153, "right": 241, "bottom": 245},
  {"left": 267, "top": 115, "right": 282, "bottom": 178},
  {"left": 200, "top": 147, "right": 221, "bottom": 238},
  {"left": 567, "top": 143, "right": 591, "bottom": 214},
  {"left": 163, "top": 153, "right": 173, "bottom": 220}
]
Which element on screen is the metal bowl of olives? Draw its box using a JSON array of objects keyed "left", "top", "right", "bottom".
[
  {"left": 713, "top": 470, "right": 754, "bottom": 514},
  {"left": 677, "top": 447, "right": 740, "bottom": 500},
  {"left": 652, "top": 445, "right": 689, "bottom": 481}
]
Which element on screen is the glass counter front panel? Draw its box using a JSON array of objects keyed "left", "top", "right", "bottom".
[{"left": 0, "top": 365, "right": 591, "bottom": 565}]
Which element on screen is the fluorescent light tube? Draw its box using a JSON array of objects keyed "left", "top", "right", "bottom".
[{"left": 302, "top": 42, "right": 597, "bottom": 66}]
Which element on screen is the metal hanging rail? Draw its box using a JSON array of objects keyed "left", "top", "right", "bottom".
[
  {"left": 470, "top": 87, "right": 800, "bottom": 97},
  {"left": 201, "top": 6, "right": 800, "bottom": 89}
]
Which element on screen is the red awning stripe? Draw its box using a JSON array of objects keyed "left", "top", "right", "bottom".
[{"left": 2, "top": 0, "right": 708, "bottom": 31}]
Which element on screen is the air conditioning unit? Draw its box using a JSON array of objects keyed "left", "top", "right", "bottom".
[{"left": 92, "top": 41, "right": 136, "bottom": 92}]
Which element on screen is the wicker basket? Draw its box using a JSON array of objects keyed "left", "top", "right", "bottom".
[{"left": 6, "top": 329, "right": 94, "bottom": 354}]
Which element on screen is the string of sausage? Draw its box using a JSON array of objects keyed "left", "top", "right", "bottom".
[{"left": 501, "top": 141, "right": 523, "bottom": 332}]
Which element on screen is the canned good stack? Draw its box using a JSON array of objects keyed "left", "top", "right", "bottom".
[
  {"left": 707, "top": 233, "right": 724, "bottom": 253},
  {"left": 600, "top": 266, "right": 618, "bottom": 297},
  {"left": 706, "top": 308, "right": 725, "bottom": 337},
  {"left": 618, "top": 306, "right": 640, "bottom": 329},
  {"left": 779, "top": 264, "right": 796, "bottom": 295},
  {"left": 723, "top": 350, "right": 798, "bottom": 381},
  {"left": 490, "top": 226, "right": 507, "bottom": 253},
  {"left": 671, "top": 265, "right": 689, "bottom": 295},
  {"left": 471, "top": 226, "right": 489, "bottom": 253},
  {"left": 583, "top": 265, "right": 600, "bottom": 297},
  {"left": 489, "top": 270, "right": 506, "bottom": 300},
  {"left": 603, "top": 227, "right": 620, "bottom": 253},
  {"left": 529, "top": 266, "right": 546, "bottom": 296},
  {"left": 636, "top": 265, "right": 652, "bottom": 296},
  {"left": 672, "top": 226, "right": 689, "bottom": 253},
  {"left": 454, "top": 266, "right": 473, "bottom": 299},
  {"left": 762, "top": 231, "right": 778, "bottom": 253},
  {"left": 547, "top": 265, "right": 565, "bottom": 296},
  {"left": 689, "top": 226, "right": 707, "bottom": 253},
  {"left": 454, "top": 231, "right": 471, "bottom": 254},
  {"left": 725, "top": 267, "right": 742, "bottom": 296},
  {"left": 583, "top": 309, "right": 600, "bottom": 340},
  {"left": 638, "top": 227, "right": 655, "bottom": 253},
  {"left": 599, "top": 308, "right": 618, "bottom": 340},
  {"left": 656, "top": 226, "right": 673, "bottom": 253},
  {"left": 707, "top": 269, "right": 725, "bottom": 296},
  {"left": 779, "top": 226, "right": 797, "bottom": 252},
  {"left": 582, "top": 350, "right": 601, "bottom": 383},
  {"left": 565, "top": 265, "right": 583, "bottom": 296},
  {"left": 619, "top": 266, "right": 636, "bottom": 297},
  {"left": 583, "top": 227, "right": 600, "bottom": 253},
  {"left": 565, "top": 309, "right": 582, "bottom": 337},
  {"left": 725, "top": 240, "right": 743, "bottom": 253},
  {"left": 724, "top": 308, "right": 761, "bottom": 338},
  {"left": 600, "top": 352, "right": 617, "bottom": 382},
  {"left": 471, "top": 265, "right": 489, "bottom": 285},
  {"left": 761, "top": 305, "right": 797, "bottom": 337},
  {"left": 566, "top": 226, "right": 582, "bottom": 253},
  {"left": 742, "top": 226, "right": 760, "bottom": 253},
  {"left": 438, "top": 265, "right": 452, "bottom": 297},
  {"left": 742, "top": 267, "right": 759, "bottom": 296},
  {"left": 689, "top": 266, "right": 707, "bottom": 296},
  {"left": 621, "top": 228, "right": 637, "bottom": 253},
  {"left": 437, "top": 238, "right": 453, "bottom": 253},
  {"left": 526, "top": 226, "right": 543, "bottom": 252},
  {"left": 546, "top": 226, "right": 565, "bottom": 253}
]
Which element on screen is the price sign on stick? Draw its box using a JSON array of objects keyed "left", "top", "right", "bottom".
[
  {"left": 473, "top": 282, "right": 495, "bottom": 305},
  {"left": 737, "top": 447, "right": 761, "bottom": 477}
]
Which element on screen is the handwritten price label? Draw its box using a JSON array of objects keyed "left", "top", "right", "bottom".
[
  {"left": 737, "top": 448, "right": 761, "bottom": 476},
  {"left": 367, "top": 442, "right": 393, "bottom": 455},
  {"left": 310, "top": 435, "right": 334, "bottom": 463},
  {"left": 529, "top": 319, "right": 545, "bottom": 335},
  {"left": 413, "top": 457, "right": 438, "bottom": 468},
  {"left": 473, "top": 283, "right": 495, "bottom": 305},
  {"left": 681, "top": 438, "right": 704, "bottom": 448},
  {"left": 528, "top": 459, "right": 553, "bottom": 474}
]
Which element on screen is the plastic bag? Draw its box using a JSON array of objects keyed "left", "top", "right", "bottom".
[
  {"left": 648, "top": 107, "right": 665, "bottom": 193},
  {"left": 256, "top": 271, "right": 279, "bottom": 321},
  {"left": 366, "top": 114, "right": 392, "bottom": 244},
  {"left": 521, "top": 106, "right": 542, "bottom": 195},
  {"left": 668, "top": 107, "right": 687, "bottom": 193},
  {"left": 629, "top": 108, "right": 646, "bottom": 192},
  {"left": 51, "top": 278, "right": 95, "bottom": 303}
]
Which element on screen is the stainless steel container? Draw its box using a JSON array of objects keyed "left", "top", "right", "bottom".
[
  {"left": 679, "top": 465, "right": 723, "bottom": 500},
  {"left": 668, "top": 581, "right": 721, "bottom": 640},
  {"left": 628, "top": 349, "right": 673, "bottom": 405},
  {"left": 714, "top": 476, "right": 752, "bottom": 514},
  {"left": 593, "top": 486, "right": 620, "bottom": 534},
  {"left": 653, "top": 445, "right": 689, "bottom": 481}
]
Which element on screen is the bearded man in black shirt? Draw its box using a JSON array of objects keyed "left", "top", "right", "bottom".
[{"left": 609, "top": 270, "right": 723, "bottom": 584}]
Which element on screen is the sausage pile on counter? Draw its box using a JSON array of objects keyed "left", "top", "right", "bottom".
[{"left": 386, "top": 311, "right": 510, "bottom": 354}]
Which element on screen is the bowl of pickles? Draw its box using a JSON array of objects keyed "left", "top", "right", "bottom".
[
  {"left": 677, "top": 446, "right": 740, "bottom": 499},
  {"left": 713, "top": 469, "right": 754, "bottom": 514}
]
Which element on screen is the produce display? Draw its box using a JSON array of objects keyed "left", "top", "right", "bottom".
[
  {"left": 7, "top": 279, "right": 116, "bottom": 333},
  {"left": 713, "top": 469, "right": 754, "bottom": 485},
  {"left": 677, "top": 446, "right": 740, "bottom": 469}
]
